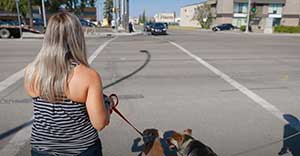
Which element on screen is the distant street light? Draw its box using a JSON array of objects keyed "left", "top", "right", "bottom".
[{"left": 15, "top": 0, "right": 22, "bottom": 39}]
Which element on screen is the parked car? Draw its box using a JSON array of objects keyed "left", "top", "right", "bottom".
[
  {"left": 212, "top": 23, "right": 235, "bottom": 32},
  {"left": 80, "top": 19, "right": 96, "bottom": 27},
  {"left": 33, "top": 18, "right": 44, "bottom": 26},
  {"left": 151, "top": 22, "right": 167, "bottom": 35},
  {"left": 144, "top": 22, "right": 153, "bottom": 32}
]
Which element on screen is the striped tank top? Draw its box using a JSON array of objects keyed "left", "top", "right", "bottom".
[{"left": 31, "top": 97, "right": 99, "bottom": 156}]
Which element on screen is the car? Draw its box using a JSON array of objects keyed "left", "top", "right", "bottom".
[
  {"left": 144, "top": 22, "right": 153, "bottom": 32},
  {"left": 33, "top": 18, "right": 44, "bottom": 26},
  {"left": 151, "top": 22, "right": 167, "bottom": 35},
  {"left": 212, "top": 23, "right": 235, "bottom": 32},
  {"left": 80, "top": 19, "right": 96, "bottom": 27}
]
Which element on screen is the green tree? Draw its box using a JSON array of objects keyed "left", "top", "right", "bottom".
[
  {"left": 104, "top": 0, "right": 113, "bottom": 25},
  {"left": 0, "top": 0, "right": 29, "bottom": 18},
  {"left": 193, "top": 3, "right": 212, "bottom": 29},
  {"left": 142, "top": 9, "right": 146, "bottom": 24}
]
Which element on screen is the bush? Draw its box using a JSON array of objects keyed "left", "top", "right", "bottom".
[
  {"left": 274, "top": 26, "right": 300, "bottom": 33},
  {"left": 240, "top": 25, "right": 252, "bottom": 32},
  {"left": 240, "top": 25, "right": 246, "bottom": 32}
]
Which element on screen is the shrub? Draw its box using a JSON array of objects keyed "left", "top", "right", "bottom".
[
  {"left": 240, "top": 25, "right": 252, "bottom": 32},
  {"left": 274, "top": 26, "right": 300, "bottom": 33},
  {"left": 240, "top": 25, "right": 246, "bottom": 32}
]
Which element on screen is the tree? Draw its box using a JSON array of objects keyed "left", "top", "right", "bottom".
[
  {"left": 104, "top": 0, "right": 113, "bottom": 25},
  {"left": 0, "top": 0, "right": 96, "bottom": 25},
  {"left": 142, "top": 9, "right": 146, "bottom": 24},
  {"left": 0, "top": 0, "right": 29, "bottom": 18},
  {"left": 193, "top": 3, "right": 212, "bottom": 29}
]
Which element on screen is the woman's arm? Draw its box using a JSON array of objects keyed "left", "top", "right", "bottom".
[{"left": 85, "top": 69, "right": 110, "bottom": 131}]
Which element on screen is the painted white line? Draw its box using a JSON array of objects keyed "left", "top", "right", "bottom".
[
  {"left": 88, "top": 37, "right": 118, "bottom": 64},
  {"left": 0, "top": 36, "right": 117, "bottom": 155},
  {"left": 0, "top": 69, "right": 24, "bottom": 93},
  {"left": 169, "top": 41, "right": 286, "bottom": 123}
]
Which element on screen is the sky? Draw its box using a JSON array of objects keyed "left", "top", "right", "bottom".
[{"left": 130, "top": 0, "right": 205, "bottom": 17}]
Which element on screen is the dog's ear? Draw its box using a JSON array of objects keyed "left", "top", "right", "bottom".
[{"left": 184, "top": 129, "right": 192, "bottom": 135}]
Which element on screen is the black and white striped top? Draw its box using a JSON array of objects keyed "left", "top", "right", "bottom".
[{"left": 31, "top": 97, "right": 99, "bottom": 156}]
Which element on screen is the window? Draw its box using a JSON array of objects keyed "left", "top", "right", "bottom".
[
  {"left": 268, "top": 4, "right": 283, "bottom": 14},
  {"left": 273, "top": 18, "right": 281, "bottom": 26},
  {"left": 232, "top": 18, "right": 247, "bottom": 27},
  {"left": 234, "top": 3, "right": 248, "bottom": 14}
]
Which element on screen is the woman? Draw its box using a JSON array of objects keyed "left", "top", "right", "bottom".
[{"left": 24, "top": 12, "right": 111, "bottom": 156}]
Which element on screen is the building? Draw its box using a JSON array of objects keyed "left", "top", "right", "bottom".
[
  {"left": 81, "top": 7, "right": 97, "bottom": 21},
  {"left": 154, "top": 13, "right": 176, "bottom": 23},
  {"left": 180, "top": 3, "right": 204, "bottom": 27},
  {"left": 181, "top": 0, "right": 300, "bottom": 31}
]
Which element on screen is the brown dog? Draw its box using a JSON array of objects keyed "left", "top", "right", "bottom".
[
  {"left": 167, "top": 129, "right": 218, "bottom": 156},
  {"left": 141, "top": 129, "right": 164, "bottom": 156}
]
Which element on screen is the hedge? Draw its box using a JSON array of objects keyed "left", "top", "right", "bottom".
[{"left": 274, "top": 26, "right": 300, "bottom": 33}]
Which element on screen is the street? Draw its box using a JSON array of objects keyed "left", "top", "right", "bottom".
[{"left": 1, "top": 30, "right": 300, "bottom": 156}]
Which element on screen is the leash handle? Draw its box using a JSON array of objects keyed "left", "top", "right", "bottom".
[
  {"left": 107, "top": 93, "right": 143, "bottom": 136},
  {"left": 109, "top": 94, "right": 119, "bottom": 114}
]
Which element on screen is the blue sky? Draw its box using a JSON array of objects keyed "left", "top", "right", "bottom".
[{"left": 130, "top": 0, "right": 205, "bottom": 17}]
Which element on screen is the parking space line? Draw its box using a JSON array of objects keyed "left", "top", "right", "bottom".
[
  {"left": 169, "top": 40, "right": 286, "bottom": 123},
  {"left": 0, "top": 36, "right": 117, "bottom": 156}
]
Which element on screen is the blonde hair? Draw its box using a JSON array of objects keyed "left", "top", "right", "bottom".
[{"left": 25, "top": 12, "right": 88, "bottom": 102}]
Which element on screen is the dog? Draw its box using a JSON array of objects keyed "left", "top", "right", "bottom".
[
  {"left": 141, "top": 128, "right": 164, "bottom": 156},
  {"left": 167, "top": 129, "right": 218, "bottom": 156}
]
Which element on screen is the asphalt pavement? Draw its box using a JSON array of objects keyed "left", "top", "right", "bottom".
[{"left": 0, "top": 30, "right": 300, "bottom": 156}]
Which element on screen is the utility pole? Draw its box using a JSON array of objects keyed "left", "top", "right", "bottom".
[
  {"left": 41, "top": 0, "right": 47, "bottom": 29},
  {"left": 114, "top": 0, "right": 118, "bottom": 31},
  {"left": 118, "top": 0, "right": 121, "bottom": 27},
  {"left": 246, "top": 0, "right": 251, "bottom": 33},
  {"left": 15, "top": 0, "right": 22, "bottom": 39},
  {"left": 124, "top": 0, "right": 129, "bottom": 32}
]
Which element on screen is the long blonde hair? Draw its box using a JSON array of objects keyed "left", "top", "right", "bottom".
[{"left": 25, "top": 12, "right": 88, "bottom": 102}]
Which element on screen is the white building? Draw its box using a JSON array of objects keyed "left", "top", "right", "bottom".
[
  {"left": 180, "top": 3, "right": 204, "bottom": 27},
  {"left": 154, "top": 13, "right": 176, "bottom": 23}
]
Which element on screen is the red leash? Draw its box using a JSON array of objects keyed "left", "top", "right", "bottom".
[{"left": 109, "top": 94, "right": 143, "bottom": 136}]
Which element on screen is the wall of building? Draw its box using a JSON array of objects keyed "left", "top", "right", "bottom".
[
  {"left": 282, "top": 0, "right": 300, "bottom": 26},
  {"left": 154, "top": 13, "right": 176, "bottom": 23},
  {"left": 180, "top": 3, "right": 203, "bottom": 27},
  {"left": 216, "top": 0, "right": 234, "bottom": 25}
]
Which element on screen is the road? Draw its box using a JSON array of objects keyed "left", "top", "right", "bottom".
[{"left": 0, "top": 30, "right": 300, "bottom": 156}]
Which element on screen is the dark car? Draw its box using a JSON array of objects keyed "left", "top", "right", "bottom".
[
  {"left": 151, "top": 23, "right": 167, "bottom": 35},
  {"left": 144, "top": 22, "right": 153, "bottom": 32},
  {"left": 212, "top": 23, "right": 235, "bottom": 32},
  {"left": 80, "top": 19, "right": 96, "bottom": 27},
  {"left": 33, "top": 18, "right": 44, "bottom": 26}
]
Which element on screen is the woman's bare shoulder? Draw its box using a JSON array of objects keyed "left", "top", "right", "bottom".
[
  {"left": 67, "top": 64, "right": 102, "bottom": 103},
  {"left": 73, "top": 64, "right": 101, "bottom": 83}
]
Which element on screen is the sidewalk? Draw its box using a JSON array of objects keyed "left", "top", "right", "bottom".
[
  {"left": 211, "top": 30, "right": 300, "bottom": 37},
  {"left": 22, "top": 31, "right": 143, "bottom": 39}
]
